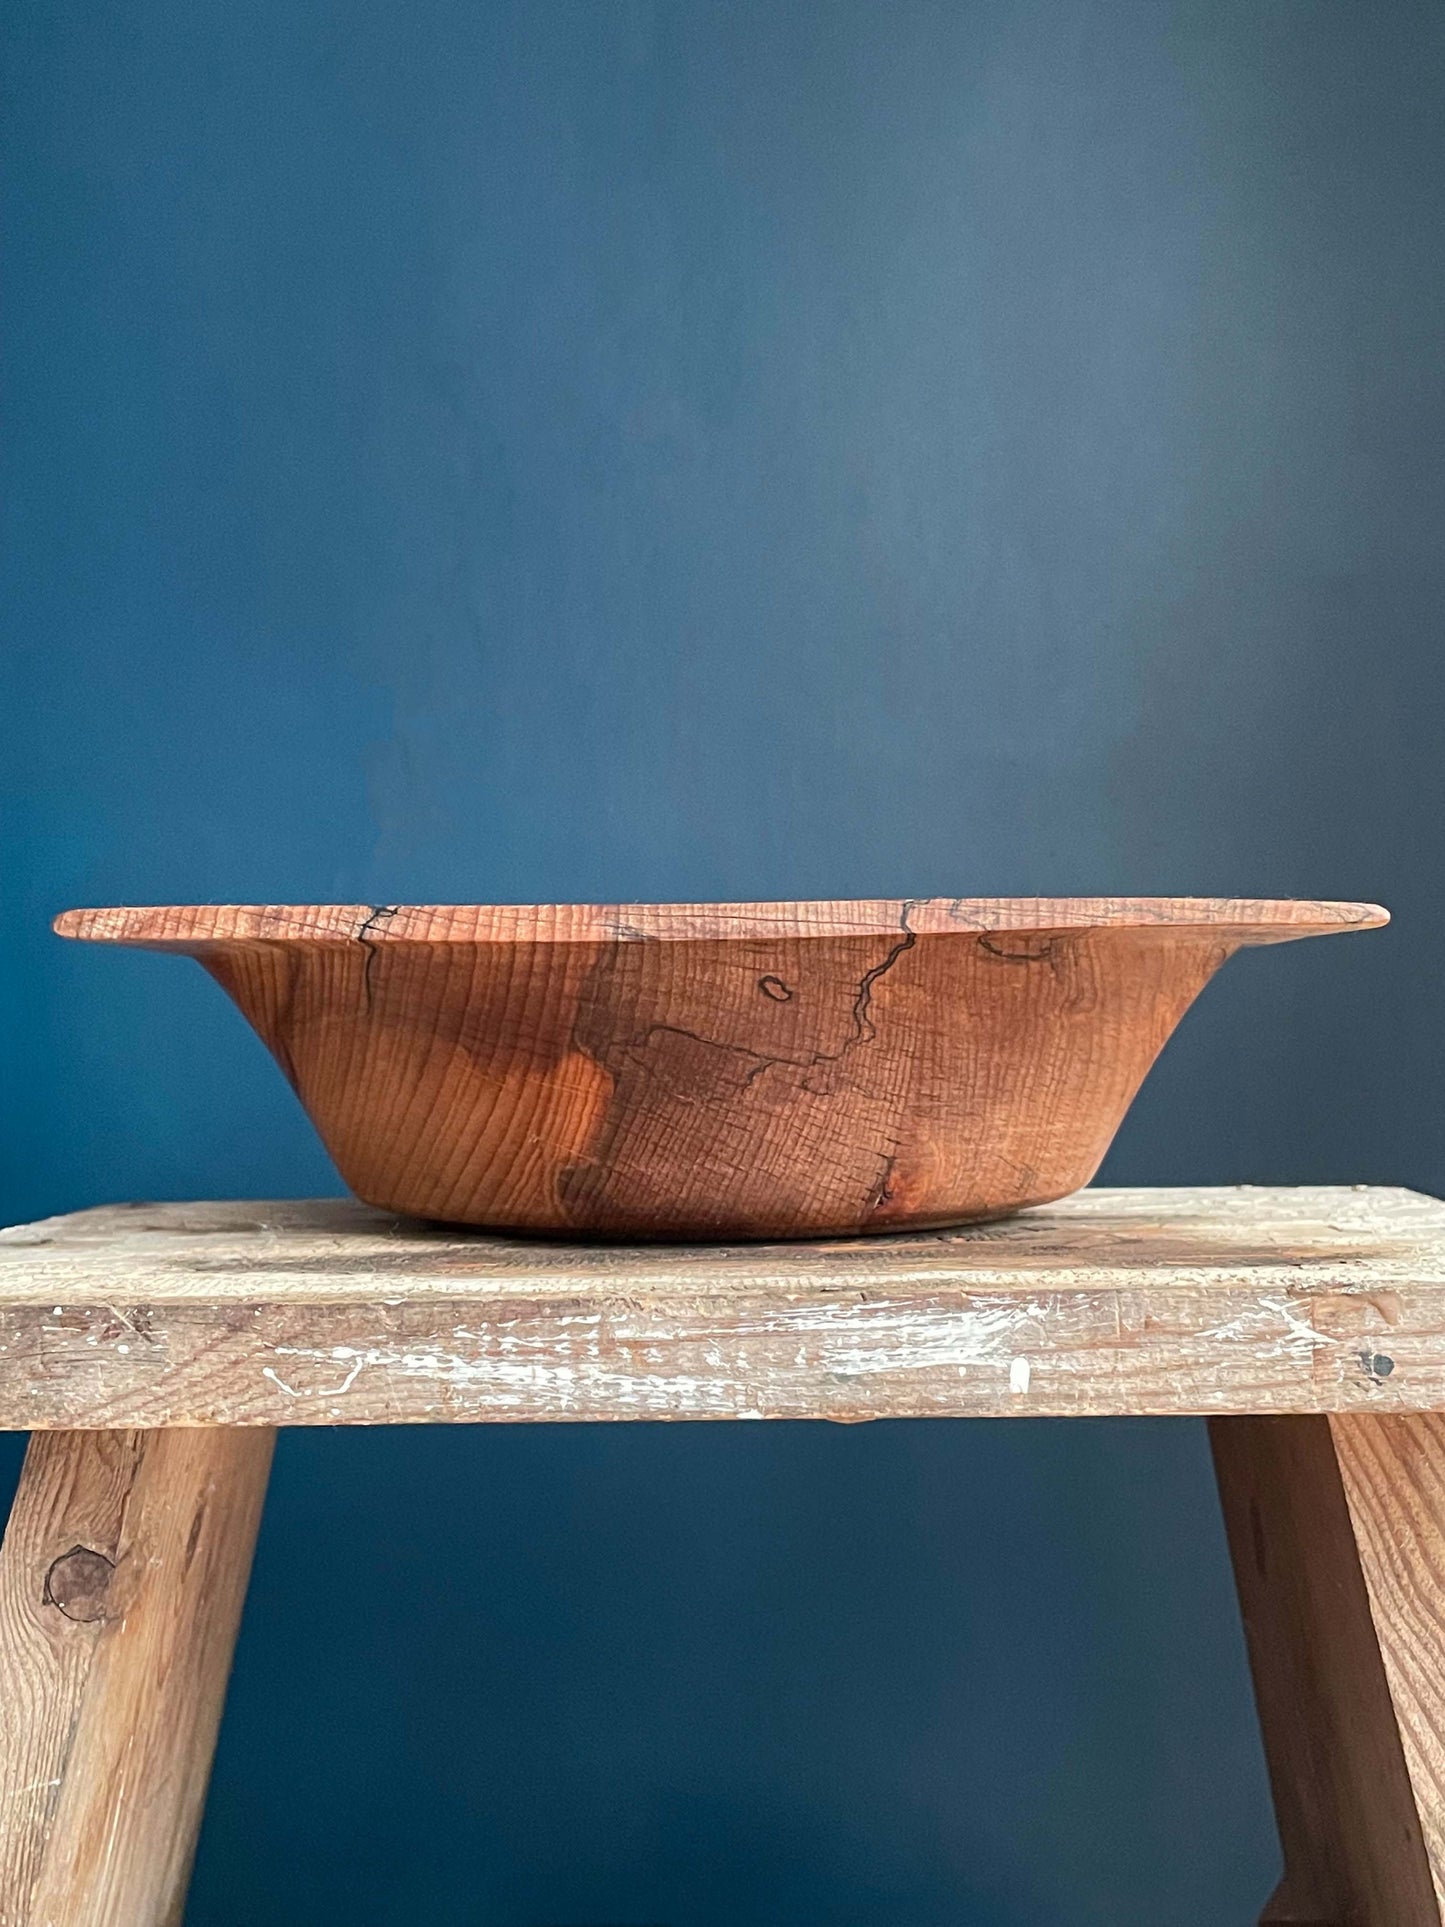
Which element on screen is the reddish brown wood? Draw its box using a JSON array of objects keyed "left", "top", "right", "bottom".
[{"left": 55, "top": 898, "right": 1386, "bottom": 1239}]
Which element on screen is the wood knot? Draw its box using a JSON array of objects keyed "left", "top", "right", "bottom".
[{"left": 44, "top": 1546, "right": 116, "bottom": 1623}]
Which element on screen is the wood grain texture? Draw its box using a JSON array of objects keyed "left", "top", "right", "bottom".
[
  {"left": 0, "top": 1428, "right": 272, "bottom": 1927},
  {"left": 0, "top": 1186, "right": 1441, "bottom": 1428},
  {"left": 1213, "top": 1414, "right": 1445, "bottom": 1925},
  {"left": 1335, "top": 1414, "right": 1445, "bottom": 1915},
  {"left": 0, "top": 1435, "right": 143, "bottom": 1924},
  {"left": 54, "top": 898, "right": 1387, "bottom": 1238}
]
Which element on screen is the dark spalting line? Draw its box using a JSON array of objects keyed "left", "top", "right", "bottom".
[
  {"left": 978, "top": 934, "right": 1060, "bottom": 966},
  {"left": 355, "top": 905, "right": 400, "bottom": 1010},
  {"left": 615, "top": 901, "right": 922, "bottom": 1095},
  {"left": 724, "top": 900, "right": 924, "bottom": 1078},
  {"left": 622, "top": 1022, "right": 777, "bottom": 1083},
  {"left": 743, "top": 897, "right": 924, "bottom": 1090},
  {"left": 947, "top": 897, "right": 994, "bottom": 929},
  {"left": 560, "top": 902, "right": 930, "bottom": 1222},
  {"left": 559, "top": 927, "right": 677, "bottom": 1220},
  {"left": 844, "top": 896, "right": 920, "bottom": 1047}
]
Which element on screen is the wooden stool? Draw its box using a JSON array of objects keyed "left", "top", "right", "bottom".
[{"left": 1, "top": 1185, "right": 1443, "bottom": 1926}]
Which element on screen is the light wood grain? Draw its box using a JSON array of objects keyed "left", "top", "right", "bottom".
[
  {"left": 1335, "top": 1414, "right": 1445, "bottom": 1914},
  {"left": 0, "top": 1435, "right": 143, "bottom": 1922},
  {"left": 0, "top": 1428, "right": 273, "bottom": 1927},
  {"left": 53, "top": 898, "right": 1387, "bottom": 1238},
  {"left": 1213, "top": 1413, "right": 1445, "bottom": 1925},
  {"left": 0, "top": 1187, "right": 1441, "bottom": 1427},
  {"left": 1213, "top": 1417, "right": 1438, "bottom": 1923},
  {"left": 51, "top": 897, "right": 1388, "bottom": 948}
]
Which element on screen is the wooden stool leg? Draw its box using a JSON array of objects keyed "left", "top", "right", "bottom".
[
  {"left": 1211, "top": 1413, "right": 1445, "bottom": 1926},
  {"left": 0, "top": 1428, "right": 274, "bottom": 1927}
]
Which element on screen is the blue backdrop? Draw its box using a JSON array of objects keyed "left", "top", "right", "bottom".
[{"left": 4, "top": 1, "right": 1442, "bottom": 1920}]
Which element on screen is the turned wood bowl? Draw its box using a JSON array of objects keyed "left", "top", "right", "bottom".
[{"left": 56, "top": 899, "right": 1387, "bottom": 1240}]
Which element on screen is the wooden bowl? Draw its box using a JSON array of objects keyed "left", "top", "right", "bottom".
[{"left": 55, "top": 898, "right": 1387, "bottom": 1240}]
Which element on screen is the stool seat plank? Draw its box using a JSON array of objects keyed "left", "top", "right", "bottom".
[
  {"left": 1, "top": 1186, "right": 1443, "bottom": 1427},
  {"left": 2, "top": 1185, "right": 1445, "bottom": 1926}
]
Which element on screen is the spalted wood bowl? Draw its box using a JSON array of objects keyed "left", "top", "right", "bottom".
[{"left": 56, "top": 899, "right": 1387, "bottom": 1240}]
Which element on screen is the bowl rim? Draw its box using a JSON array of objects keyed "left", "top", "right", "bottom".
[{"left": 53, "top": 897, "right": 1389, "bottom": 948}]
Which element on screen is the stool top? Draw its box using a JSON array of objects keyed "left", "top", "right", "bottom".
[{"left": 1, "top": 1186, "right": 1442, "bottom": 1427}]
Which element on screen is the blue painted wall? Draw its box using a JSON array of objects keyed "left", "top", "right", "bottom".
[{"left": 4, "top": 1, "right": 1442, "bottom": 1919}]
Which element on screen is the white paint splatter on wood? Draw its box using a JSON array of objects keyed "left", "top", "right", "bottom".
[{"left": 0, "top": 1188, "right": 1440, "bottom": 1426}]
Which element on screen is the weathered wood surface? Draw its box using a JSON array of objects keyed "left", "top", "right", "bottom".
[
  {"left": 0, "top": 1436, "right": 142, "bottom": 1922},
  {"left": 1213, "top": 1415, "right": 1445, "bottom": 1924},
  {"left": 1213, "top": 1412, "right": 1445, "bottom": 1924},
  {"left": 0, "top": 1186, "right": 1442, "bottom": 1427},
  {"left": 54, "top": 899, "right": 1386, "bottom": 1238},
  {"left": 0, "top": 1428, "right": 273, "bottom": 1926},
  {"left": 1334, "top": 1413, "right": 1445, "bottom": 1915}
]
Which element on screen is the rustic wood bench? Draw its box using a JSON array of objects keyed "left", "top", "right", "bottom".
[{"left": 1, "top": 1185, "right": 1443, "bottom": 1925}]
